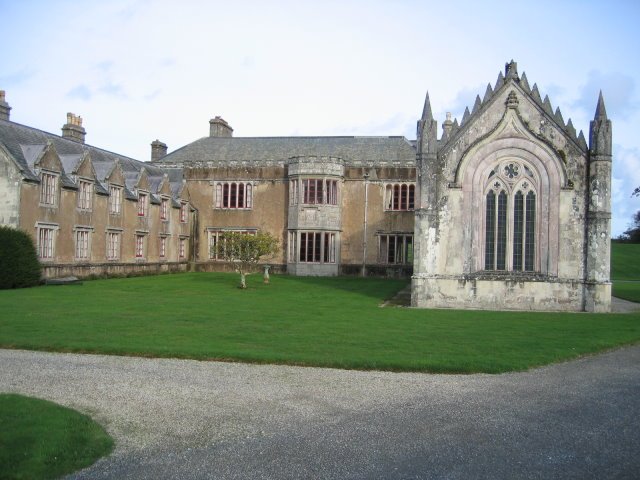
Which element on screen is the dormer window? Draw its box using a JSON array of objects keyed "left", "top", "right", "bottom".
[
  {"left": 137, "top": 192, "right": 148, "bottom": 217},
  {"left": 160, "top": 197, "right": 169, "bottom": 221},
  {"left": 40, "top": 172, "right": 58, "bottom": 206},
  {"left": 109, "top": 185, "right": 122, "bottom": 215},
  {"left": 78, "top": 180, "right": 93, "bottom": 211},
  {"left": 180, "top": 202, "right": 188, "bottom": 223}
]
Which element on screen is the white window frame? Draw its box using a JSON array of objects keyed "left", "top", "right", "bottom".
[
  {"left": 36, "top": 222, "right": 58, "bottom": 261},
  {"left": 160, "top": 197, "right": 170, "bottom": 221},
  {"left": 77, "top": 179, "right": 93, "bottom": 211},
  {"left": 74, "top": 226, "right": 93, "bottom": 261},
  {"left": 39, "top": 171, "right": 59, "bottom": 207},
  {"left": 288, "top": 230, "right": 337, "bottom": 264},
  {"left": 106, "top": 229, "right": 122, "bottom": 261},
  {"left": 137, "top": 191, "right": 148, "bottom": 217},
  {"left": 180, "top": 202, "right": 188, "bottom": 223},
  {"left": 109, "top": 185, "right": 123, "bottom": 215},
  {"left": 135, "top": 232, "right": 147, "bottom": 259},
  {"left": 179, "top": 236, "right": 187, "bottom": 259}
]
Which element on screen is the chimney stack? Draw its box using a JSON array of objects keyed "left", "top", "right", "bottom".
[
  {"left": 0, "top": 91, "right": 11, "bottom": 121},
  {"left": 209, "top": 116, "right": 233, "bottom": 137},
  {"left": 61, "top": 112, "right": 86, "bottom": 143},
  {"left": 151, "top": 139, "right": 168, "bottom": 161}
]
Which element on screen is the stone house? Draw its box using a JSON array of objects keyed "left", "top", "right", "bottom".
[{"left": 0, "top": 61, "right": 612, "bottom": 311}]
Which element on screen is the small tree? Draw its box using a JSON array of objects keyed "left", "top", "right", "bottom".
[
  {"left": 0, "top": 226, "right": 42, "bottom": 289},
  {"left": 215, "top": 232, "right": 279, "bottom": 289}
]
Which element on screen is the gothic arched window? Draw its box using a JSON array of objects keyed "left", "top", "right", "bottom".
[{"left": 483, "top": 161, "right": 538, "bottom": 272}]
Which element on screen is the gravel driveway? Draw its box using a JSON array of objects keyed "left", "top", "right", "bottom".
[{"left": 1, "top": 346, "right": 639, "bottom": 479}]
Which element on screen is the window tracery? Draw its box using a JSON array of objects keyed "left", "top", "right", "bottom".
[{"left": 483, "top": 160, "right": 538, "bottom": 272}]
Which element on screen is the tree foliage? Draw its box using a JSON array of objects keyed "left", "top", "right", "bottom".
[
  {"left": 618, "top": 211, "right": 640, "bottom": 243},
  {"left": 215, "top": 232, "right": 279, "bottom": 288},
  {"left": 0, "top": 226, "right": 42, "bottom": 289}
]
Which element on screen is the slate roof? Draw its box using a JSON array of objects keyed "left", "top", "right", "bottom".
[
  {"left": 153, "top": 136, "right": 417, "bottom": 168},
  {"left": 0, "top": 118, "right": 175, "bottom": 197}
]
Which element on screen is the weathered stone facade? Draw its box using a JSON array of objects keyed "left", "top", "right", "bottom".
[
  {"left": 0, "top": 61, "right": 612, "bottom": 311},
  {"left": 411, "top": 61, "right": 611, "bottom": 312}
]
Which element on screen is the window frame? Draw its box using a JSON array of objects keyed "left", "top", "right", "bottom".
[
  {"left": 77, "top": 179, "right": 93, "bottom": 211},
  {"left": 137, "top": 191, "right": 148, "bottom": 217},
  {"left": 106, "top": 230, "right": 121, "bottom": 261},
  {"left": 109, "top": 185, "right": 123, "bottom": 215},
  {"left": 208, "top": 228, "right": 257, "bottom": 260},
  {"left": 288, "top": 230, "right": 337, "bottom": 264},
  {"left": 179, "top": 237, "right": 187, "bottom": 259},
  {"left": 377, "top": 233, "right": 414, "bottom": 265},
  {"left": 74, "top": 227, "right": 92, "bottom": 261},
  {"left": 36, "top": 223, "right": 58, "bottom": 261},
  {"left": 384, "top": 183, "right": 415, "bottom": 211},
  {"left": 135, "top": 233, "right": 147, "bottom": 259},
  {"left": 39, "top": 171, "right": 59, "bottom": 207},
  {"left": 214, "top": 182, "right": 253, "bottom": 210},
  {"left": 180, "top": 202, "right": 188, "bottom": 223},
  {"left": 160, "top": 197, "right": 170, "bottom": 221},
  {"left": 482, "top": 161, "right": 539, "bottom": 273}
]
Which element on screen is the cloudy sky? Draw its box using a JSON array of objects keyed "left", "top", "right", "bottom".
[{"left": 3, "top": 0, "right": 639, "bottom": 235}]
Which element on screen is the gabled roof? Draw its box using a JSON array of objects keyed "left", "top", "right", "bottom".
[
  {"left": 439, "top": 60, "right": 588, "bottom": 153},
  {"left": 0, "top": 118, "right": 178, "bottom": 196},
  {"left": 153, "top": 136, "right": 417, "bottom": 168}
]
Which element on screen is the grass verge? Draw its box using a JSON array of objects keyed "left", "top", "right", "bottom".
[
  {"left": 611, "top": 243, "right": 640, "bottom": 280},
  {"left": 0, "top": 394, "right": 113, "bottom": 480},
  {"left": 1, "top": 273, "right": 639, "bottom": 373},
  {"left": 613, "top": 282, "right": 640, "bottom": 303}
]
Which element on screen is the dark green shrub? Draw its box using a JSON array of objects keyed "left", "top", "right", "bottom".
[{"left": 0, "top": 226, "right": 42, "bottom": 289}]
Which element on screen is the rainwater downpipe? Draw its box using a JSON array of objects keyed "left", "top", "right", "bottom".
[{"left": 362, "top": 172, "right": 370, "bottom": 277}]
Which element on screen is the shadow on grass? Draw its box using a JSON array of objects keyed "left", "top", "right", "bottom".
[{"left": 185, "top": 271, "right": 409, "bottom": 303}]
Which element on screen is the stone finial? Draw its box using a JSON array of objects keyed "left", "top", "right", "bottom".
[
  {"left": 461, "top": 106, "right": 471, "bottom": 125},
  {"left": 554, "top": 107, "right": 564, "bottom": 126},
  {"left": 421, "top": 92, "right": 434, "bottom": 121},
  {"left": 151, "top": 139, "right": 168, "bottom": 161},
  {"left": 482, "top": 83, "right": 494, "bottom": 103},
  {"left": 594, "top": 90, "right": 608, "bottom": 119},
  {"left": 442, "top": 112, "right": 453, "bottom": 139},
  {"left": 0, "top": 90, "right": 11, "bottom": 121},
  {"left": 589, "top": 91, "right": 612, "bottom": 159},
  {"left": 62, "top": 112, "right": 86, "bottom": 143},
  {"left": 505, "top": 60, "right": 518, "bottom": 80},
  {"left": 494, "top": 71, "right": 505, "bottom": 91},
  {"left": 472, "top": 95, "right": 482, "bottom": 114},
  {"left": 209, "top": 116, "right": 233, "bottom": 137},
  {"left": 506, "top": 90, "right": 519, "bottom": 109},
  {"left": 520, "top": 72, "right": 531, "bottom": 92},
  {"left": 542, "top": 95, "right": 553, "bottom": 115},
  {"left": 530, "top": 83, "right": 542, "bottom": 104}
]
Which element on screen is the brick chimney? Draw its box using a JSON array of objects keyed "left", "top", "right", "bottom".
[
  {"left": 0, "top": 91, "right": 11, "bottom": 121},
  {"left": 61, "top": 113, "right": 86, "bottom": 143},
  {"left": 209, "top": 116, "right": 233, "bottom": 137},
  {"left": 151, "top": 139, "right": 168, "bottom": 161}
]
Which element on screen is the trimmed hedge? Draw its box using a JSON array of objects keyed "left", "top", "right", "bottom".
[{"left": 0, "top": 226, "right": 42, "bottom": 289}]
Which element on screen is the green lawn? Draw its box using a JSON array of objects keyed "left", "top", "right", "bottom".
[
  {"left": 0, "top": 394, "right": 113, "bottom": 480},
  {"left": 1, "top": 273, "right": 639, "bottom": 374},
  {"left": 611, "top": 243, "right": 640, "bottom": 280}
]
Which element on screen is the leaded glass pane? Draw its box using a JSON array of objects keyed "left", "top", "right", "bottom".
[
  {"left": 485, "top": 191, "right": 496, "bottom": 269},
  {"left": 496, "top": 190, "right": 507, "bottom": 270},
  {"left": 513, "top": 191, "right": 524, "bottom": 270},
  {"left": 525, "top": 191, "right": 536, "bottom": 271}
]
